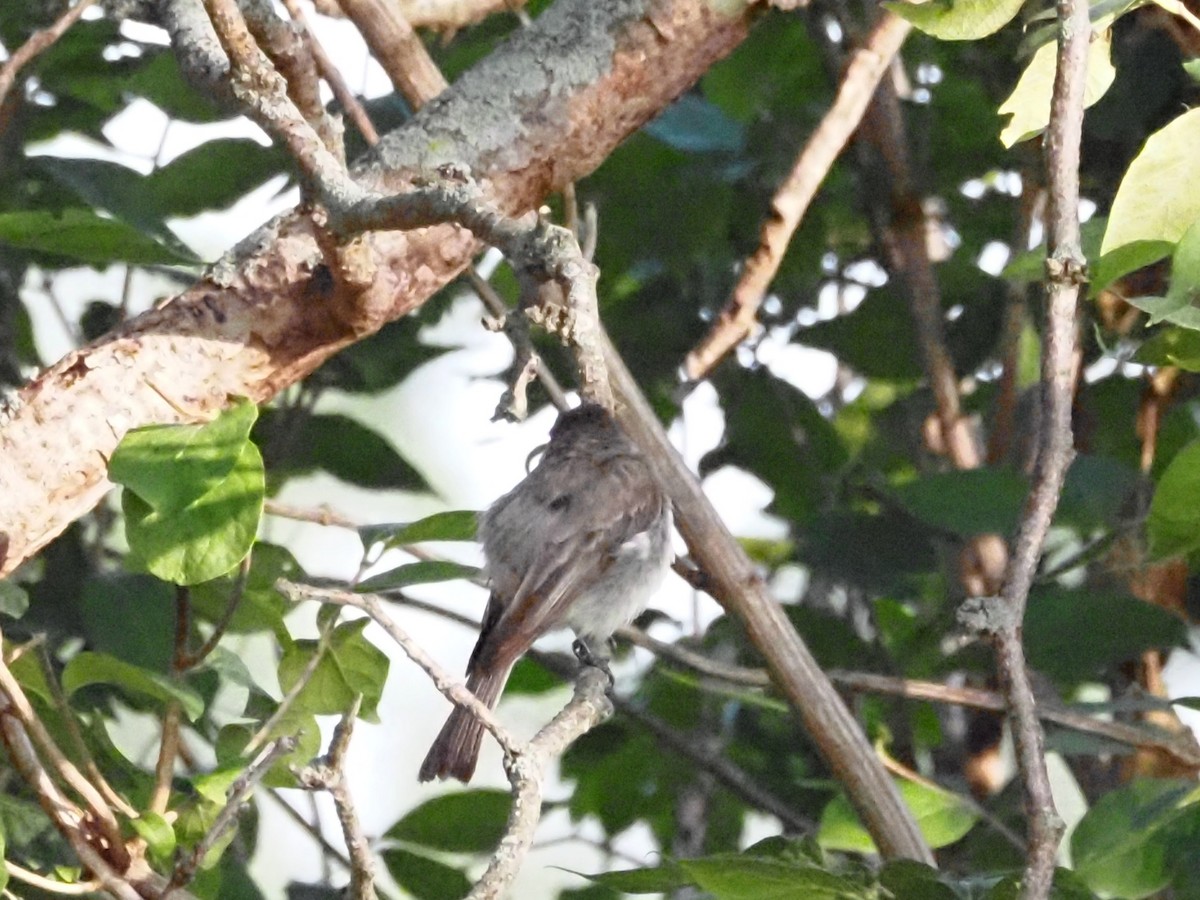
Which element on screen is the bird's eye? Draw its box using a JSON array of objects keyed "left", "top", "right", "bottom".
[{"left": 548, "top": 494, "right": 571, "bottom": 512}]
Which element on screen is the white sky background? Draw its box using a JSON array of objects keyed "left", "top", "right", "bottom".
[{"left": 20, "top": 3, "right": 1200, "bottom": 894}]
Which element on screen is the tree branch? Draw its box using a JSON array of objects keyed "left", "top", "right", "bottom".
[
  {"left": 683, "top": 11, "right": 911, "bottom": 380},
  {"left": 959, "top": 0, "right": 1090, "bottom": 893},
  {"left": 0, "top": 0, "right": 98, "bottom": 110}
]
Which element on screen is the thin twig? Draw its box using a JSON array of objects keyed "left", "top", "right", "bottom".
[
  {"left": 295, "top": 696, "right": 377, "bottom": 900},
  {"left": 278, "top": 580, "right": 523, "bottom": 759},
  {"left": 5, "top": 861, "right": 101, "bottom": 895},
  {"left": 335, "top": 0, "right": 448, "bottom": 108},
  {"left": 0, "top": 715, "right": 140, "bottom": 900},
  {"left": 32, "top": 642, "right": 138, "bottom": 819},
  {"left": 960, "top": 0, "right": 1090, "bottom": 893},
  {"left": 0, "top": 0, "right": 97, "bottom": 110},
  {"left": 280, "top": 0, "right": 380, "bottom": 145},
  {"left": 164, "top": 737, "right": 298, "bottom": 897},
  {"left": 467, "top": 668, "right": 611, "bottom": 900},
  {"left": 0, "top": 632, "right": 128, "bottom": 867},
  {"left": 683, "top": 12, "right": 912, "bottom": 381}
]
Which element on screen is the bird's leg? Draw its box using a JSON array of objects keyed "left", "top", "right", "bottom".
[{"left": 572, "top": 638, "right": 614, "bottom": 688}]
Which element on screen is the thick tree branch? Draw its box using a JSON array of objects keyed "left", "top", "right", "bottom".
[
  {"left": 0, "top": 0, "right": 750, "bottom": 577},
  {"left": 602, "top": 333, "right": 933, "bottom": 863}
]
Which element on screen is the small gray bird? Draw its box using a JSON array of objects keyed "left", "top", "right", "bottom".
[{"left": 419, "top": 403, "right": 672, "bottom": 782}]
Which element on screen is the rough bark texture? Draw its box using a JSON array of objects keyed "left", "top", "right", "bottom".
[{"left": 0, "top": 0, "right": 752, "bottom": 576}]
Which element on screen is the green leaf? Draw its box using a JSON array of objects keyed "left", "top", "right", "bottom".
[
  {"left": 359, "top": 511, "right": 480, "bottom": 550},
  {"left": 1136, "top": 327, "right": 1200, "bottom": 371},
  {"left": 0, "top": 581, "right": 29, "bottom": 619},
  {"left": 0, "top": 208, "right": 198, "bottom": 266},
  {"left": 818, "top": 779, "right": 978, "bottom": 853},
  {"left": 884, "top": 0, "right": 1023, "bottom": 40},
  {"left": 679, "top": 855, "right": 864, "bottom": 900},
  {"left": 1072, "top": 778, "right": 1199, "bottom": 898},
  {"left": 998, "top": 19, "right": 1114, "bottom": 146},
  {"left": 386, "top": 789, "right": 510, "bottom": 853},
  {"left": 111, "top": 400, "right": 259, "bottom": 513},
  {"left": 131, "top": 811, "right": 177, "bottom": 867},
  {"left": 80, "top": 574, "right": 175, "bottom": 672},
  {"left": 122, "top": 439, "right": 264, "bottom": 585},
  {"left": 146, "top": 139, "right": 285, "bottom": 218},
  {"left": 644, "top": 94, "right": 745, "bottom": 154},
  {"left": 189, "top": 542, "right": 299, "bottom": 636},
  {"left": 257, "top": 410, "right": 428, "bottom": 491},
  {"left": 381, "top": 847, "right": 471, "bottom": 900},
  {"left": 1149, "top": 440, "right": 1200, "bottom": 558},
  {"left": 62, "top": 651, "right": 205, "bottom": 720},
  {"left": 277, "top": 619, "right": 389, "bottom": 721},
  {"left": 889, "top": 468, "right": 1027, "bottom": 536},
  {"left": 581, "top": 863, "right": 691, "bottom": 893},
  {"left": 356, "top": 561, "right": 481, "bottom": 593},
  {"left": 1101, "top": 108, "right": 1200, "bottom": 268},
  {"left": 1025, "top": 587, "right": 1188, "bottom": 683}
]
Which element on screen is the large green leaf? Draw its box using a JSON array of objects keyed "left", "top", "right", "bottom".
[
  {"left": 886, "top": 0, "right": 1024, "bottom": 40},
  {"left": 110, "top": 399, "right": 259, "bottom": 513},
  {"left": 1025, "top": 587, "right": 1187, "bottom": 683},
  {"left": 818, "top": 779, "right": 978, "bottom": 853},
  {"left": 889, "top": 468, "right": 1027, "bottom": 536},
  {"left": 1148, "top": 439, "right": 1200, "bottom": 558},
  {"left": 1100, "top": 108, "right": 1200, "bottom": 279},
  {"left": 62, "top": 651, "right": 205, "bottom": 720},
  {"left": 121, "top": 439, "right": 264, "bottom": 586},
  {"left": 1072, "top": 779, "right": 1200, "bottom": 898},
  {"left": 998, "top": 19, "right": 1115, "bottom": 146},
  {"left": 277, "top": 619, "right": 389, "bottom": 721},
  {"left": 0, "top": 208, "right": 198, "bottom": 267},
  {"left": 386, "top": 790, "right": 510, "bottom": 853}
]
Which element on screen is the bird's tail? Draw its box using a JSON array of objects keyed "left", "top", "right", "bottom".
[{"left": 417, "top": 663, "right": 512, "bottom": 782}]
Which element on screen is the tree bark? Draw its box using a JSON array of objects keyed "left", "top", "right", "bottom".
[{"left": 0, "top": 0, "right": 750, "bottom": 574}]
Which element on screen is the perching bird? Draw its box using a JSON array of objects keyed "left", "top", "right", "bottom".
[{"left": 419, "top": 403, "right": 672, "bottom": 782}]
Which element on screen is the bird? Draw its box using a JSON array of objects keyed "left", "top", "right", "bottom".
[{"left": 418, "top": 402, "right": 672, "bottom": 782}]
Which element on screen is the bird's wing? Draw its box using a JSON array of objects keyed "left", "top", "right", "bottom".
[{"left": 471, "top": 452, "right": 663, "bottom": 670}]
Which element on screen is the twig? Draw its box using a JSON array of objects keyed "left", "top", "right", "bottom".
[
  {"left": 600, "top": 328, "right": 932, "bottom": 862},
  {"left": 5, "top": 861, "right": 100, "bottom": 895},
  {"left": 177, "top": 554, "right": 252, "bottom": 669},
  {"left": 0, "top": 714, "right": 140, "bottom": 900},
  {"left": 265, "top": 499, "right": 359, "bottom": 528},
  {"left": 280, "top": 0, "right": 380, "bottom": 146},
  {"left": 277, "top": 580, "right": 523, "bottom": 759},
  {"left": 241, "top": 0, "right": 342, "bottom": 160},
  {"left": 266, "top": 786, "right": 405, "bottom": 900},
  {"left": 467, "top": 668, "right": 611, "bottom": 900},
  {"left": 961, "top": 0, "right": 1090, "bottom": 893},
  {"left": 0, "top": 0, "right": 97, "bottom": 110},
  {"left": 295, "top": 697, "right": 377, "bottom": 900},
  {"left": 281, "top": 580, "right": 612, "bottom": 899},
  {"left": 32, "top": 642, "right": 138, "bottom": 819},
  {"left": 335, "top": 0, "right": 448, "bottom": 107},
  {"left": 466, "top": 268, "right": 571, "bottom": 414},
  {"left": 0, "top": 631, "right": 128, "bottom": 867},
  {"left": 683, "top": 12, "right": 912, "bottom": 381},
  {"left": 244, "top": 612, "right": 340, "bottom": 756},
  {"left": 164, "top": 737, "right": 298, "bottom": 897}
]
